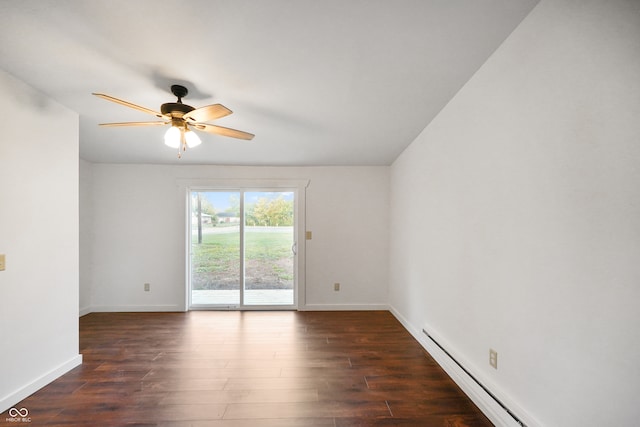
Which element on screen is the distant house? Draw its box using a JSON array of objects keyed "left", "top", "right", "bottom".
[
  {"left": 191, "top": 213, "right": 213, "bottom": 225},
  {"left": 217, "top": 212, "right": 240, "bottom": 224}
]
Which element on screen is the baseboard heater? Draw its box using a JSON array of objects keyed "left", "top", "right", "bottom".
[{"left": 422, "top": 329, "right": 527, "bottom": 427}]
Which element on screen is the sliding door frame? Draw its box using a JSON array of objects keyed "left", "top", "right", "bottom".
[{"left": 179, "top": 178, "right": 309, "bottom": 311}]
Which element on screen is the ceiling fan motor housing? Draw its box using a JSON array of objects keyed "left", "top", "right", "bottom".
[
  {"left": 162, "top": 85, "right": 194, "bottom": 117},
  {"left": 161, "top": 102, "right": 195, "bottom": 117}
]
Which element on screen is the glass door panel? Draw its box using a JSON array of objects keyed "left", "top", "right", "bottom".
[
  {"left": 190, "top": 191, "right": 241, "bottom": 307},
  {"left": 243, "top": 191, "right": 295, "bottom": 306}
]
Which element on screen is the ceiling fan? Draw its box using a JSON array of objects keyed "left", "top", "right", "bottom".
[{"left": 93, "top": 84, "right": 254, "bottom": 158}]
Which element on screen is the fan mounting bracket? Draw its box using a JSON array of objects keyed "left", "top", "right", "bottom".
[{"left": 170, "top": 84, "right": 189, "bottom": 102}]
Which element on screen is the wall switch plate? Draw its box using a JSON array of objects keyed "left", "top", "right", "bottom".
[
  {"left": 334, "top": 282, "right": 340, "bottom": 291},
  {"left": 144, "top": 283, "right": 150, "bottom": 292},
  {"left": 0, "top": 254, "right": 5, "bottom": 271},
  {"left": 489, "top": 349, "right": 498, "bottom": 369}
]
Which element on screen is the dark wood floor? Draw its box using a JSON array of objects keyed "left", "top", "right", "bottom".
[{"left": 7, "top": 311, "right": 492, "bottom": 426}]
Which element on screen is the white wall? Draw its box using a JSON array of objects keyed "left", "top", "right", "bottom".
[
  {"left": 0, "top": 69, "right": 82, "bottom": 412},
  {"left": 82, "top": 164, "right": 388, "bottom": 311},
  {"left": 389, "top": 1, "right": 640, "bottom": 426}
]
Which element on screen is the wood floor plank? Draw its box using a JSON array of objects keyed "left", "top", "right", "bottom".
[
  {"left": 141, "top": 378, "right": 228, "bottom": 392},
  {"left": 144, "top": 366, "right": 283, "bottom": 379},
  {"left": 223, "top": 401, "right": 391, "bottom": 419},
  {"left": 223, "top": 377, "right": 328, "bottom": 391},
  {"left": 160, "top": 388, "right": 319, "bottom": 405},
  {"left": 3, "top": 311, "right": 493, "bottom": 426}
]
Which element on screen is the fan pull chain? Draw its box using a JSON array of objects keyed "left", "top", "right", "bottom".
[{"left": 177, "top": 128, "right": 187, "bottom": 158}]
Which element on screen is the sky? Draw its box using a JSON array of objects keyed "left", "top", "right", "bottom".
[{"left": 195, "top": 191, "right": 294, "bottom": 213}]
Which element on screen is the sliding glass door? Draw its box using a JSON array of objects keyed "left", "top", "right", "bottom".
[
  {"left": 190, "top": 191, "right": 241, "bottom": 307},
  {"left": 189, "top": 189, "right": 296, "bottom": 309},
  {"left": 243, "top": 191, "right": 295, "bottom": 306}
]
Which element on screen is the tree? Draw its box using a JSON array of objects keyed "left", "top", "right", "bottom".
[
  {"left": 267, "top": 197, "right": 293, "bottom": 226},
  {"left": 191, "top": 194, "right": 220, "bottom": 222},
  {"left": 193, "top": 193, "right": 220, "bottom": 244},
  {"left": 245, "top": 196, "right": 293, "bottom": 226},
  {"left": 227, "top": 194, "right": 240, "bottom": 217}
]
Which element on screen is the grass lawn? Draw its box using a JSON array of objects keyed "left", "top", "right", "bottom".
[{"left": 191, "top": 228, "right": 294, "bottom": 290}]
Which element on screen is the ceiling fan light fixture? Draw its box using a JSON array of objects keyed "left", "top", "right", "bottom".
[
  {"left": 185, "top": 129, "right": 202, "bottom": 148},
  {"left": 164, "top": 126, "right": 181, "bottom": 148}
]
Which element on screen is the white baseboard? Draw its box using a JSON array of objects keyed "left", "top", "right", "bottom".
[
  {"left": 0, "top": 354, "right": 83, "bottom": 414},
  {"left": 87, "top": 305, "right": 184, "bottom": 313},
  {"left": 81, "top": 304, "right": 389, "bottom": 314},
  {"left": 388, "top": 305, "right": 539, "bottom": 427},
  {"left": 301, "top": 303, "right": 389, "bottom": 311}
]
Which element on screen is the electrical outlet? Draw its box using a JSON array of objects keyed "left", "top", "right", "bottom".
[
  {"left": 489, "top": 349, "right": 498, "bottom": 369},
  {"left": 144, "top": 283, "right": 150, "bottom": 292},
  {"left": 334, "top": 282, "right": 340, "bottom": 291}
]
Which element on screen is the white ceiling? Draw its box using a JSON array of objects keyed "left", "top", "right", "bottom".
[{"left": 0, "top": 0, "right": 537, "bottom": 166}]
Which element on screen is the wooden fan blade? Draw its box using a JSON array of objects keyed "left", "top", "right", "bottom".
[
  {"left": 99, "top": 121, "right": 168, "bottom": 127},
  {"left": 193, "top": 123, "right": 255, "bottom": 140},
  {"left": 93, "top": 93, "right": 165, "bottom": 118},
  {"left": 183, "top": 104, "right": 232, "bottom": 123}
]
